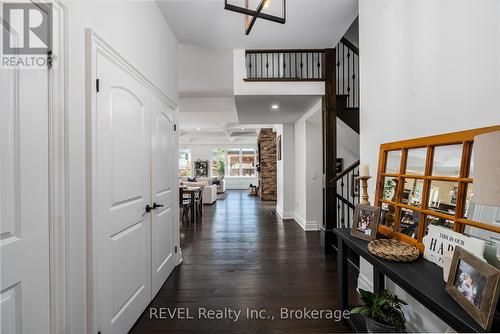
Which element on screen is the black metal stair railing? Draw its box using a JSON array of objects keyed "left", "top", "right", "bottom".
[
  {"left": 244, "top": 49, "right": 325, "bottom": 81},
  {"left": 336, "top": 37, "right": 359, "bottom": 108},
  {"left": 328, "top": 160, "right": 360, "bottom": 228}
]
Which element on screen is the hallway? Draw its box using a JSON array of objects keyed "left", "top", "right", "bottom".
[{"left": 131, "top": 191, "right": 356, "bottom": 333}]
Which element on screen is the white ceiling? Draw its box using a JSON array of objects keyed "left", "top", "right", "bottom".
[
  {"left": 178, "top": 97, "right": 265, "bottom": 144},
  {"left": 167, "top": 0, "right": 358, "bottom": 143},
  {"left": 179, "top": 123, "right": 264, "bottom": 144},
  {"left": 235, "top": 95, "right": 321, "bottom": 124},
  {"left": 157, "top": 0, "right": 358, "bottom": 50}
]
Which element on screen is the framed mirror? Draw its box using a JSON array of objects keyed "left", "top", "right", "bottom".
[{"left": 375, "top": 126, "right": 500, "bottom": 251}]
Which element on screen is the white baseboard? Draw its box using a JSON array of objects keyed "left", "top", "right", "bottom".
[
  {"left": 276, "top": 206, "right": 295, "bottom": 220},
  {"left": 294, "top": 215, "right": 321, "bottom": 231}
]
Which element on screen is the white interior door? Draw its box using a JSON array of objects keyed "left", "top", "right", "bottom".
[
  {"left": 0, "top": 67, "right": 50, "bottom": 332},
  {"left": 150, "top": 100, "right": 177, "bottom": 296},
  {"left": 95, "top": 53, "right": 152, "bottom": 334}
]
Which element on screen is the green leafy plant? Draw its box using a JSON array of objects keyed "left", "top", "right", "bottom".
[
  {"left": 384, "top": 178, "right": 396, "bottom": 199},
  {"left": 213, "top": 149, "right": 226, "bottom": 176},
  {"left": 217, "top": 159, "right": 225, "bottom": 176},
  {"left": 352, "top": 289, "right": 407, "bottom": 330}
]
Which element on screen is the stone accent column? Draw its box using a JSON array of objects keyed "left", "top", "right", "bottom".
[{"left": 258, "top": 128, "right": 277, "bottom": 201}]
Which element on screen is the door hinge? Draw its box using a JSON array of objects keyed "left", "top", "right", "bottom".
[
  {"left": 96, "top": 79, "right": 100, "bottom": 93},
  {"left": 175, "top": 246, "right": 178, "bottom": 253},
  {"left": 174, "top": 124, "right": 177, "bottom": 131},
  {"left": 47, "top": 50, "right": 53, "bottom": 69}
]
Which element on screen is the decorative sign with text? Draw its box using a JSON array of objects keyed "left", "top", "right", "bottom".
[{"left": 422, "top": 225, "right": 485, "bottom": 267}]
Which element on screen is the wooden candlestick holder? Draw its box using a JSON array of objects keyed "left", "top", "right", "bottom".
[{"left": 357, "top": 176, "right": 372, "bottom": 205}]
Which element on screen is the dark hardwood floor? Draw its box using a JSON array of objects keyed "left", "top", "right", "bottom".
[{"left": 131, "top": 190, "right": 358, "bottom": 334}]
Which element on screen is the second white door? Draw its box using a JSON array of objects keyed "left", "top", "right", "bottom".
[
  {"left": 94, "top": 48, "right": 177, "bottom": 334},
  {"left": 151, "top": 100, "right": 177, "bottom": 297}
]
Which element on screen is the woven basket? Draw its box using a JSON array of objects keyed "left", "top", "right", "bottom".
[{"left": 368, "top": 239, "right": 419, "bottom": 262}]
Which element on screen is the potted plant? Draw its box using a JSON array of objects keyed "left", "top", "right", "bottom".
[{"left": 351, "top": 288, "right": 407, "bottom": 333}]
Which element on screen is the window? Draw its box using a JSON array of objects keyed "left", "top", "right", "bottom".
[
  {"left": 212, "top": 149, "right": 226, "bottom": 177},
  {"left": 375, "top": 127, "right": 500, "bottom": 250},
  {"left": 212, "top": 148, "right": 256, "bottom": 177},
  {"left": 179, "top": 149, "right": 192, "bottom": 176},
  {"left": 227, "top": 149, "right": 241, "bottom": 176},
  {"left": 241, "top": 149, "right": 256, "bottom": 176}
]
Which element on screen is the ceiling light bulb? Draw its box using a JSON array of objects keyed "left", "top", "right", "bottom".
[
  {"left": 196, "top": 128, "right": 201, "bottom": 131},
  {"left": 241, "top": 128, "right": 245, "bottom": 130},
  {"left": 263, "top": 0, "right": 271, "bottom": 9},
  {"left": 271, "top": 104, "right": 279, "bottom": 110}
]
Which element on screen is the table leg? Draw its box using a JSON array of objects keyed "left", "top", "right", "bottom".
[
  {"left": 373, "top": 267, "right": 385, "bottom": 295},
  {"left": 338, "top": 235, "right": 348, "bottom": 314},
  {"left": 191, "top": 191, "right": 196, "bottom": 223}
]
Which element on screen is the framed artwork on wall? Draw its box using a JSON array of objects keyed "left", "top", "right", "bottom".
[
  {"left": 336, "top": 158, "right": 344, "bottom": 173},
  {"left": 351, "top": 172, "right": 360, "bottom": 197}
]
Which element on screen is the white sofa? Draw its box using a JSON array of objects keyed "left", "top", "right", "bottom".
[
  {"left": 179, "top": 177, "right": 217, "bottom": 205},
  {"left": 215, "top": 177, "right": 226, "bottom": 194}
]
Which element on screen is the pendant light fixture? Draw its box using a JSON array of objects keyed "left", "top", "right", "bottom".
[{"left": 224, "top": 0, "right": 286, "bottom": 35}]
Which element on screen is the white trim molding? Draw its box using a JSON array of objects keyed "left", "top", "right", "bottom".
[
  {"left": 294, "top": 214, "right": 321, "bottom": 231},
  {"left": 276, "top": 206, "right": 294, "bottom": 220},
  {"left": 47, "top": 1, "right": 69, "bottom": 333}
]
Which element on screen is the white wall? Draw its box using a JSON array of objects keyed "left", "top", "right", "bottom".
[
  {"left": 274, "top": 124, "right": 296, "bottom": 219},
  {"left": 337, "top": 118, "right": 359, "bottom": 168},
  {"left": 65, "top": 2, "right": 178, "bottom": 333},
  {"left": 180, "top": 143, "right": 258, "bottom": 190},
  {"left": 294, "top": 98, "right": 323, "bottom": 230},
  {"left": 306, "top": 119, "right": 324, "bottom": 229},
  {"left": 178, "top": 44, "right": 233, "bottom": 97},
  {"left": 359, "top": 0, "right": 500, "bottom": 332}
]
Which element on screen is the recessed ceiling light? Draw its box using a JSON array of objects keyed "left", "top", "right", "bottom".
[
  {"left": 241, "top": 127, "right": 245, "bottom": 130},
  {"left": 196, "top": 128, "right": 201, "bottom": 131},
  {"left": 271, "top": 104, "right": 279, "bottom": 110}
]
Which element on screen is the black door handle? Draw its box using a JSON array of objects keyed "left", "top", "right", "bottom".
[
  {"left": 152, "top": 202, "right": 164, "bottom": 209},
  {"left": 145, "top": 204, "right": 153, "bottom": 213}
]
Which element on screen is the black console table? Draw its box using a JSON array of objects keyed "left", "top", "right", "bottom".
[{"left": 334, "top": 228, "right": 499, "bottom": 333}]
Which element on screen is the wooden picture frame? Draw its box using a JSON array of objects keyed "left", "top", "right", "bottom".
[
  {"left": 351, "top": 204, "right": 381, "bottom": 241},
  {"left": 446, "top": 246, "right": 500, "bottom": 331},
  {"left": 374, "top": 125, "right": 500, "bottom": 252}
]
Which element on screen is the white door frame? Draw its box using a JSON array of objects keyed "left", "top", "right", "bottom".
[
  {"left": 85, "top": 28, "right": 181, "bottom": 333},
  {"left": 1, "top": 0, "right": 67, "bottom": 331},
  {"left": 43, "top": 0, "right": 69, "bottom": 333}
]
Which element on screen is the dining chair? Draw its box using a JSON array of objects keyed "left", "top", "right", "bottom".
[{"left": 179, "top": 188, "right": 191, "bottom": 224}]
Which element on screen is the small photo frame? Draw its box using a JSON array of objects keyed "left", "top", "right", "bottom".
[
  {"left": 351, "top": 204, "right": 381, "bottom": 241},
  {"left": 446, "top": 246, "right": 500, "bottom": 331}
]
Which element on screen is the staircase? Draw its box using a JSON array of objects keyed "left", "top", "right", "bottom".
[
  {"left": 330, "top": 37, "right": 360, "bottom": 232},
  {"left": 335, "top": 37, "right": 359, "bottom": 134},
  {"left": 242, "top": 36, "right": 361, "bottom": 234},
  {"left": 337, "top": 94, "right": 359, "bottom": 133}
]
